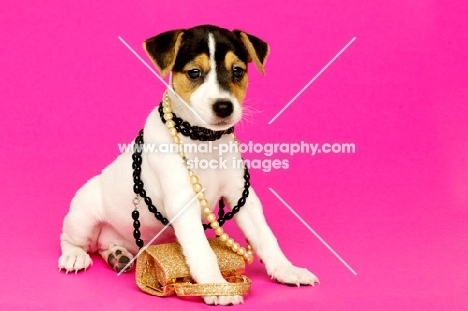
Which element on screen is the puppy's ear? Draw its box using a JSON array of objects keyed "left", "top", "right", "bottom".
[
  {"left": 233, "top": 30, "right": 270, "bottom": 75},
  {"left": 143, "top": 30, "right": 184, "bottom": 78}
]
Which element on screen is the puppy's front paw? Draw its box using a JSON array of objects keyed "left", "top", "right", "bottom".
[
  {"left": 58, "top": 246, "right": 93, "bottom": 273},
  {"left": 269, "top": 264, "right": 319, "bottom": 287},
  {"left": 204, "top": 295, "right": 244, "bottom": 306}
]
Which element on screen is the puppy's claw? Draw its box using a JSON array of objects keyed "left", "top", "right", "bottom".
[
  {"left": 58, "top": 246, "right": 92, "bottom": 273},
  {"left": 204, "top": 295, "right": 244, "bottom": 305},
  {"left": 268, "top": 264, "right": 319, "bottom": 287}
]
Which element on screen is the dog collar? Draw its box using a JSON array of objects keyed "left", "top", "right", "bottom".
[{"left": 157, "top": 103, "right": 234, "bottom": 142}]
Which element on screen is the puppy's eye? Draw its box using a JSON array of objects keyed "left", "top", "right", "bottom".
[
  {"left": 187, "top": 69, "right": 202, "bottom": 79},
  {"left": 233, "top": 66, "right": 245, "bottom": 78}
]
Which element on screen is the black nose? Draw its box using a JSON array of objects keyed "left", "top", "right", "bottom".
[{"left": 213, "top": 101, "right": 233, "bottom": 118}]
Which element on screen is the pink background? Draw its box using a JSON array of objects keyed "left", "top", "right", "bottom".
[{"left": 1, "top": 0, "right": 467, "bottom": 310}]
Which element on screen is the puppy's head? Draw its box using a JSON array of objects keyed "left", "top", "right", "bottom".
[{"left": 143, "top": 25, "right": 269, "bottom": 130}]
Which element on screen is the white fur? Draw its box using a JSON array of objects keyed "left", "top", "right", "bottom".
[{"left": 59, "top": 31, "right": 318, "bottom": 305}]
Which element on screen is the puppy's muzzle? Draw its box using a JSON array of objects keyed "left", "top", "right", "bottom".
[{"left": 213, "top": 100, "right": 234, "bottom": 118}]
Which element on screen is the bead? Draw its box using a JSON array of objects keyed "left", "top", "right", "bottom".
[
  {"left": 133, "top": 183, "right": 141, "bottom": 194},
  {"left": 163, "top": 100, "right": 171, "bottom": 107},
  {"left": 190, "top": 175, "right": 199, "bottom": 184},
  {"left": 232, "top": 242, "right": 240, "bottom": 252},
  {"left": 210, "top": 221, "right": 219, "bottom": 229},
  {"left": 247, "top": 244, "right": 253, "bottom": 251},
  {"left": 192, "top": 183, "right": 202, "bottom": 193},
  {"left": 206, "top": 213, "right": 216, "bottom": 222},
  {"left": 197, "top": 191, "right": 205, "bottom": 198},
  {"left": 164, "top": 113, "right": 173, "bottom": 121},
  {"left": 199, "top": 198, "right": 208, "bottom": 207},
  {"left": 226, "top": 238, "right": 234, "bottom": 247},
  {"left": 133, "top": 220, "right": 141, "bottom": 229},
  {"left": 136, "top": 239, "right": 144, "bottom": 248},
  {"left": 132, "top": 210, "right": 139, "bottom": 220},
  {"left": 168, "top": 128, "right": 177, "bottom": 136},
  {"left": 215, "top": 227, "right": 224, "bottom": 236},
  {"left": 237, "top": 247, "right": 246, "bottom": 256},
  {"left": 166, "top": 120, "right": 175, "bottom": 128},
  {"left": 172, "top": 136, "right": 180, "bottom": 144},
  {"left": 163, "top": 106, "right": 172, "bottom": 113},
  {"left": 144, "top": 197, "right": 152, "bottom": 206},
  {"left": 203, "top": 207, "right": 211, "bottom": 214},
  {"left": 133, "top": 229, "right": 141, "bottom": 239},
  {"left": 244, "top": 253, "right": 254, "bottom": 264},
  {"left": 156, "top": 212, "right": 164, "bottom": 220},
  {"left": 219, "top": 233, "right": 229, "bottom": 242}
]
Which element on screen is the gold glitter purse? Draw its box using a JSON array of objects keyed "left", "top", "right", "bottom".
[{"left": 135, "top": 238, "right": 252, "bottom": 297}]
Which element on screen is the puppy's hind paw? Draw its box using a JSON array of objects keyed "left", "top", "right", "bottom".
[
  {"left": 106, "top": 246, "right": 134, "bottom": 273},
  {"left": 269, "top": 264, "right": 319, "bottom": 287},
  {"left": 58, "top": 246, "right": 93, "bottom": 273},
  {"left": 204, "top": 295, "right": 244, "bottom": 306}
]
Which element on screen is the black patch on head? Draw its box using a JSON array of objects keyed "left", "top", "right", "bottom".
[
  {"left": 173, "top": 27, "right": 210, "bottom": 72},
  {"left": 145, "top": 29, "right": 183, "bottom": 73}
]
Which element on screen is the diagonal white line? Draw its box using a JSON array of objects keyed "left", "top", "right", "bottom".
[
  {"left": 117, "top": 188, "right": 205, "bottom": 276},
  {"left": 117, "top": 36, "right": 207, "bottom": 125},
  {"left": 268, "top": 187, "right": 357, "bottom": 275},
  {"left": 268, "top": 37, "right": 356, "bottom": 124}
]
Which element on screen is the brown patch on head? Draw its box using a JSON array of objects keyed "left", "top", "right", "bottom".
[
  {"left": 172, "top": 72, "right": 193, "bottom": 104},
  {"left": 190, "top": 54, "right": 210, "bottom": 72},
  {"left": 224, "top": 51, "right": 248, "bottom": 103},
  {"left": 172, "top": 53, "right": 211, "bottom": 104}
]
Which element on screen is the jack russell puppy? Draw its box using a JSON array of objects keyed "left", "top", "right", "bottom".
[{"left": 58, "top": 24, "right": 319, "bottom": 305}]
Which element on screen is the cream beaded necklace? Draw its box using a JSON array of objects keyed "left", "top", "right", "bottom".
[{"left": 131, "top": 92, "right": 254, "bottom": 264}]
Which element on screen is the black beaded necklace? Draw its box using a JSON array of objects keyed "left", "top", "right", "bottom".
[
  {"left": 157, "top": 104, "right": 234, "bottom": 141},
  {"left": 131, "top": 104, "right": 251, "bottom": 249}
]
